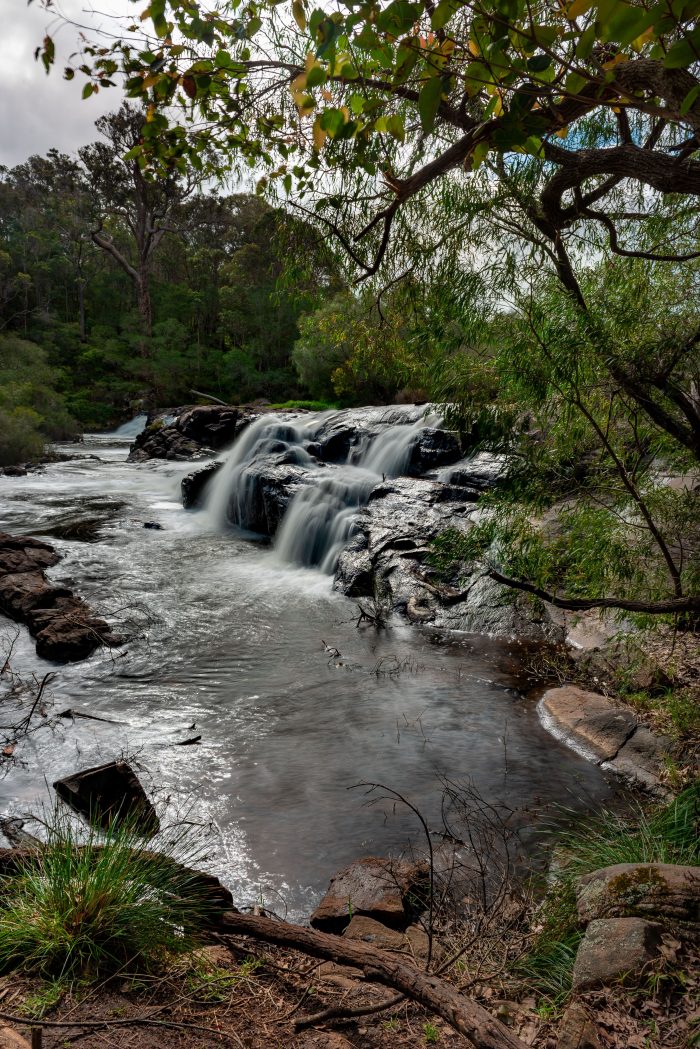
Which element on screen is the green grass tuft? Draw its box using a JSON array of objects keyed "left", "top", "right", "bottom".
[{"left": 0, "top": 807, "right": 219, "bottom": 980}]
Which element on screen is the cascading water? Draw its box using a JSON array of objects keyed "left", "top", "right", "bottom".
[
  {"left": 110, "top": 414, "right": 149, "bottom": 438},
  {"left": 202, "top": 407, "right": 435, "bottom": 572}
]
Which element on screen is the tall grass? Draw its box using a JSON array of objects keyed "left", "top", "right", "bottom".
[
  {"left": 0, "top": 807, "right": 221, "bottom": 979},
  {"left": 516, "top": 783, "right": 699, "bottom": 1003}
]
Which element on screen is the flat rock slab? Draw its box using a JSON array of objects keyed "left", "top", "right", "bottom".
[
  {"left": 54, "top": 760, "right": 160, "bottom": 836},
  {"left": 310, "top": 856, "right": 429, "bottom": 933},
  {"left": 572, "top": 917, "right": 663, "bottom": 990},
  {"left": 0, "top": 531, "right": 119, "bottom": 662},
  {"left": 541, "top": 685, "right": 670, "bottom": 790},
  {"left": 541, "top": 686, "right": 636, "bottom": 761},
  {"left": 577, "top": 863, "right": 700, "bottom": 926}
]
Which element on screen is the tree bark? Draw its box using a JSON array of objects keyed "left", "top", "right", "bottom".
[{"left": 216, "top": 911, "right": 528, "bottom": 1049}]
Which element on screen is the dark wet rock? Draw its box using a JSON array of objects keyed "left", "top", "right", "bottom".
[
  {"left": 577, "top": 863, "right": 700, "bottom": 927},
  {"left": 182, "top": 461, "right": 224, "bottom": 509},
  {"left": 572, "top": 917, "right": 663, "bottom": 990},
  {"left": 143, "top": 521, "right": 163, "bottom": 530},
  {"left": 54, "top": 760, "right": 160, "bottom": 836},
  {"left": 334, "top": 479, "right": 561, "bottom": 640},
  {"left": 407, "top": 427, "right": 461, "bottom": 474},
  {"left": 1, "top": 465, "right": 28, "bottom": 477},
  {"left": 0, "top": 531, "right": 119, "bottom": 662},
  {"left": 309, "top": 855, "right": 429, "bottom": 933},
  {"left": 223, "top": 456, "right": 315, "bottom": 535},
  {"left": 129, "top": 404, "right": 257, "bottom": 463}
]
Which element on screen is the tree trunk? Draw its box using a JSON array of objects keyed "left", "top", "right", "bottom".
[
  {"left": 216, "top": 911, "right": 528, "bottom": 1049},
  {"left": 136, "top": 272, "right": 152, "bottom": 340}
]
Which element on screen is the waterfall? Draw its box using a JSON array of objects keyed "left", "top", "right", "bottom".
[
  {"left": 203, "top": 414, "right": 319, "bottom": 530},
  {"left": 110, "top": 414, "right": 148, "bottom": 438},
  {"left": 202, "top": 406, "right": 438, "bottom": 571}
]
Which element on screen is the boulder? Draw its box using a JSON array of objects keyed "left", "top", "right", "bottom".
[
  {"left": 343, "top": 915, "right": 433, "bottom": 962},
  {"left": 0, "top": 533, "right": 60, "bottom": 574},
  {"left": 309, "top": 856, "right": 429, "bottom": 933},
  {"left": 182, "top": 461, "right": 223, "bottom": 509},
  {"left": 572, "top": 917, "right": 663, "bottom": 990},
  {"left": 129, "top": 405, "right": 256, "bottom": 462},
  {"left": 540, "top": 686, "right": 637, "bottom": 761},
  {"left": 577, "top": 863, "right": 700, "bottom": 926},
  {"left": 408, "top": 428, "right": 461, "bottom": 474},
  {"left": 54, "top": 761, "right": 160, "bottom": 836}
]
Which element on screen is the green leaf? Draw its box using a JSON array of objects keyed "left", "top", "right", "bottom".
[
  {"left": 431, "top": 0, "right": 458, "bottom": 30},
  {"left": 306, "top": 65, "right": 327, "bottom": 87},
  {"left": 82, "top": 82, "right": 95, "bottom": 99},
  {"left": 664, "top": 27, "right": 700, "bottom": 68},
  {"left": 680, "top": 83, "right": 700, "bottom": 115},
  {"left": 418, "top": 75, "right": 443, "bottom": 132},
  {"left": 376, "top": 0, "right": 421, "bottom": 37}
]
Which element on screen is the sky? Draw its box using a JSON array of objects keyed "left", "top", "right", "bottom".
[{"left": 0, "top": 0, "right": 132, "bottom": 168}]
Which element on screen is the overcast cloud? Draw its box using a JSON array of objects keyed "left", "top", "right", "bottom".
[{"left": 0, "top": 0, "right": 133, "bottom": 168}]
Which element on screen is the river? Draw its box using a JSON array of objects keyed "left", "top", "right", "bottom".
[{"left": 0, "top": 430, "right": 614, "bottom": 918}]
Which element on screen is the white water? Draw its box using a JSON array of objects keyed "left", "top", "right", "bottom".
[
  {"left": 204, "top": 407, "right": 436, "bottom": 572},
  {"left": 110, "top": 414, "right": 149, "bottom": 438}
]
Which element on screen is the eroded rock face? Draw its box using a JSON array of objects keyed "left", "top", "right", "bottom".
[
  {"left": 577, "top": 863, "right": 700, "bottom": 926},
  {"left": 309, "top": 856, "right": 429, "bottom": 933},
  {"left": 0, "top": 532, "right": 119, "bottom": 662},
  {"left": 572, "top": 917, "right": 662, "bottom": 990},
  {"left": 129, "top": 405, "right": 256, "bottom": 462},
  {"left": 334, "top": 478, "right": 562, "bottom": 641}
]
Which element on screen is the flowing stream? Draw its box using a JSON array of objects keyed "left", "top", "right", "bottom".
[{"left": 0, "top": 420, "right": 615, "bottom": 917}]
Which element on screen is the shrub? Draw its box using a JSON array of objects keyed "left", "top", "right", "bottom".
[{"left": 0, "top": 807, "right": 219, "bottom": 979}]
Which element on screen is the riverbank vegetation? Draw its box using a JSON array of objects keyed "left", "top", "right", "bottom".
[{"left": 0, "top": 785, "right": 696, "bottom": 1046}]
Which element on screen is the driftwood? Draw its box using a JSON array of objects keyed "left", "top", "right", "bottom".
[{"left": 216, "top": 911, "right": 528, "bottom": 1049}]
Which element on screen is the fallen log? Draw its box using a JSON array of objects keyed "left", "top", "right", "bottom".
[{"left": 216, "top": 911, "right": 528, "bottom": 1049}]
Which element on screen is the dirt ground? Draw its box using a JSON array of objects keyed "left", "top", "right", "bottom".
[{"left": 0, "top": 929, "right": 696, "bottom": 1049}]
